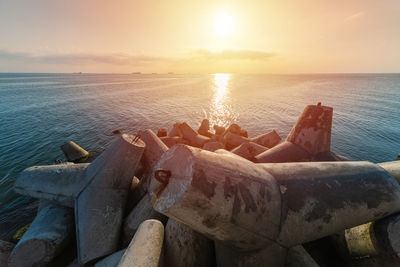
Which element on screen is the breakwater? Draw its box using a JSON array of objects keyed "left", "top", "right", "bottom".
[{"left": 3, "top": 103, "right": 400, "bottom": 266}]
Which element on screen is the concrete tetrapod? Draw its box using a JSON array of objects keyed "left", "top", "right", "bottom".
[
  {"left": 179, "top": 122, "right": 210, "bottom": 147},
  {"left": 250, "top": 130, "right": 281, "bottom": 148},
  {"left": 138, "top": 129, "right": 168, "bottom": 189},
  {"left": 334, "top": 212, "right": 400, "bottom": 260},
  {"left": 125, "top": 129, "right": 169, "bottom": 212},
  {"left": 14, "top": 163, "right": 89, "bottom": 207},
  {"left": 150, "top": 145, "right": 400, "bottom": 251},
  {"left": 118, "top": 219, "right": 164, "bottom": 267},
  {"left": 223, "top": 132, "right": 249, "bottom": 150},
  {"left": 122, "top": 194, "right": 167, "bottom": 245},
  {"left": 61, "top": 141, "right": 89, "bottom": 162},
  {"left": 8, "top": 203, "right": 74, "bottom": 267},
  {"left": 164, "top": 219, "right": 215, "bottom": 267},
  {"left": 75, "top": 134, "right": 145, "bottom": 264},
  {"left": 230, "top": 142, "right": 268, "bottom": 162},
  {"left": 256, "top": 103, "right": 333, "bottom": 163}
]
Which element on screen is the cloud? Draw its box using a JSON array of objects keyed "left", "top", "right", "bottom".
[
  {"left": 344, "top": 11, "right": 365, "bottom": 22},
  {"left": 0, "top": 49, "right": 169, "bottom": 66},
  {"left": 0, "top": 48, "right": 275, "bottom": 73},
  {"left": 189, "top": 49, "right": 274, "bottom": 61},
  {"left": 0, "top": 48, "right": 274, "bottom": 65}
]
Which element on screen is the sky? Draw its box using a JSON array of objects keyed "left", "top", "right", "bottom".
[{"left": 0, "top": 0, "right": 399, "bottom": 73}]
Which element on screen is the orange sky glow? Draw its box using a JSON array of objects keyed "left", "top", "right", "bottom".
[{"left": 0, "top": 0, "right": 399, "bottom": 73}]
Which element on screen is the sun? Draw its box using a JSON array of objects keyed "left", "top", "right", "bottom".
[{"left": 213, "top": 12, "right": 234, "bottom": 37}]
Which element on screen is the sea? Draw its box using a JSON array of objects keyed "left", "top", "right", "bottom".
[{"left": 1, "top": 73, "right": 400, "bottom": 240}]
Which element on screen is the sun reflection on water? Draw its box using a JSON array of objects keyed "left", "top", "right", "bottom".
[{"left": 209, "top": 73, "right": 233, "bottom": 127}]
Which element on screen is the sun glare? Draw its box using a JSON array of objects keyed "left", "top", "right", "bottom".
[{"left": 213, "top": 12, "right": 234, "bottom": 37}]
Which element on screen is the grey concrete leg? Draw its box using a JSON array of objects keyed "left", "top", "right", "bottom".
[
  {"left": 255, "top": 141, "right": 311, "bottom": 163},
  {"left": 286, "top": 103, "right": 333, "bottom": 155},
  {"left": 139, "top": 129, "right": 168, "bottom": 173},
  {"left": 250, "top": 129, "right": 281, "bottom": 148},
  {"left": 61, "top": 141, "right": 89, "bottom": 162},
  {"left": 118, "top": 220, "right": 164, "bottom": 267},
  {"left": 8, "top": 203, "right": 74, "bottom": 267},
  {"left": 168, "top": 122, "right": 183, "bottom": 137},
  {"left": 223, "top": 132, "right": 249, "bottom": 150},
  {"left": 333, "top": 212, "right": 400, "bottom": 261},
  {"left": 14, "top": 163, "right": 89, "bottom": 207},
  {"left": 179, "top": 122, "right": 210, "bottom": 147},
  {"left": 75, "top": 134, "right": 145, "bottom": 264},
  {"left": 230, "top": 142, "right": 268, "bottom": 162},
  {"left": 123, "top": 194, "right": 167, "bottom": 246},
  {"left": 164, "top": 219, "right": 215, "bottom": 267},
  {"left": 215, "top": 242, "right": 287, "bottom": 267}
]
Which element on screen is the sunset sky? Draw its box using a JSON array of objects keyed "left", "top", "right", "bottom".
[{"left": 0, "top": 0, "right": 399, "bottom": 73}]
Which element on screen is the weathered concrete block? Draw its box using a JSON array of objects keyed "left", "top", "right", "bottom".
[
  {"left": 230, "top": 142, "right": 268, "bottom": 162},
  {"left": 8, "top": 203, "right": 74, "bottom": 267},
  {"left": 61, "top": 141, "right": 89, "bottom": 162},
  {"left": 14, "top": 163, "right": 89, "bottom": 207},
  {"left": 379, "top": 161, "right": 400, "bottom": 184},
  {"left": 75, "top": 134, "right": 145, "bottom": 264},
  {"left": 123, "top": 194, "right": 167, "bottom": 245},
  {"left": 179, "top": 122, "right": 210, "bottom": 147},
  {"left": 286, "top": 103, "right": 332, "bottom": 155},
  {"left": 157, "top": 128, "right": 167, "bottom": 137},
  {"left": 213, "top": 125, "right": 225, "bottom": 135},
  {"left": 150, "top": 145, "right": 400, "bottom": 251},
  {"left": 223, "top": 124, "right": 242, "bottom": 136},
  {"left": 168, "top": 122, "right": 183, "bottom": 137},
  {"left": 164, "top": 219, "right": 215, "bottom": 267},
  {"left": 160, "top": 136, "right": 189, "bottom": 148},
  {"left": 215, "top": 242, "right": 287, "bottom": 267},
  {"left": 255, "top": 141, "right": 311, "bottom": 163},
  {"left": 333, "top": 212, "right": 400, "bottom": 260},
  {"left": 139, "top": 129, "right": 168, "bottom": 174},
  {"left": 130, "top": 176, "right": 140, "bottom": 192},
  {"left": 250, "top": 130, "right": 281, "bottom": 148},
  {"left": 95, "top": 249, "right": 127, "bottom": 267},
  {"left": 118, "top": 220, "right": 164, "bottom": 267},
  {"left": 135, "top": 129, "right": 168, "bottom": 194},
  {"left": 0, "top": 240, "right": 15, "bottom": 267},
  {"left": 223, "top": 132, "right": 249, "bottom": 150},
  {"left": 285, "top": 245, "right": 320, "bottom": 267},
  {"left": 256, "top": 104, "right": 333, "bottom": 163},
  {"left": 198, "top": 119, "right": 213, "bottom": 138},
  {"left": 203, "top": 141, "right": 225, "bottom": 152}
]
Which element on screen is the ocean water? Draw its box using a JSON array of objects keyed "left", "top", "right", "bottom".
[{"left": 0, "top": 73, "right": 400, "bottom": 240}]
